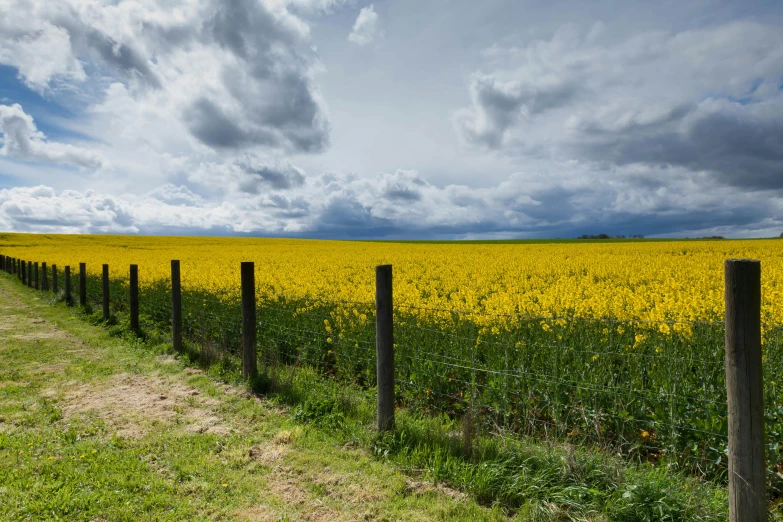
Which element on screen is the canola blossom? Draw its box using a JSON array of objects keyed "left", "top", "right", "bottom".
[
  {"left": 2, "top": 232, "right": 783, "bottom": 490},
  {"left": 1, "top": 233, "right": 781, "bottom": 326}
]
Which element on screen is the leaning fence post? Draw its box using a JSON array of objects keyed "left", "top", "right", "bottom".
[
  {"left": 171, "top": 260, "right": 182, "bottom": 352},
  {"left": 42, "top": 262, "right": 48, "bottom": 291},
  {"left": 241, "top": 262, "right": 257, "bottom": 379},
  {"left": 65, "top": 266, "right": 72, "bottom": 306},
  {"left": 102, "top": 264, "right": 110, "bottom": 321},
  {"left": 130, "top": 264, "right": 139, "bottom": 331},
  {"left": 34, "top": 262, "right": 39, "bottom": 290},
  {"left": 725, "top": 259, "right": 766, "bottom": 522},
  {"left": 376, "top": 264, "right": 395, "bottom": 432},
  {"left": 52, "top": 265, "right": 58, "bottom": 294},
  {"left": 79, "top": 262, "right": 87, "bottom": 307}
]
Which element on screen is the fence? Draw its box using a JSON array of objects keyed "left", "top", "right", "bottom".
[{"left": 0, "top": 252, "right": 778, "bottom": 520}]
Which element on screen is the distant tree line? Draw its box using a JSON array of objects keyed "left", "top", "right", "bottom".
[
  {"left": 574, "top": 234, "right": 742, "bottom": 240},
  {"left": 576, "top": 234, "right": 644, "bottom": 239}
]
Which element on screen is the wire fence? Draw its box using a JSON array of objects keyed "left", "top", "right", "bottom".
[{"left": 2, "top": 254, "right": 782, "bottom": 497}]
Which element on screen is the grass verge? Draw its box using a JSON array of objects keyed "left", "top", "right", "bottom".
[
  {"left": 0, "top": 276, "right": 506, "bottom": 521},
  {"left": 3, "top": 273, "right": 776, "bottom": 521}
]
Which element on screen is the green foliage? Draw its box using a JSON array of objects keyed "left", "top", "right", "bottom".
[{"left": 6, "top": 267, "right": 783, "bottom": 519}]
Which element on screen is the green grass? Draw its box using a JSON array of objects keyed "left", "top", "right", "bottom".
[
  {"left": 0, "top": 276, "right": 507, "bottom": 521},
  {"left": 3, "top": 271, "right": 781, "bottom": 520}
]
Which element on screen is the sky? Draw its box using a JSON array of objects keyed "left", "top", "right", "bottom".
[{"left": 0, "top": 0, "right": 781, "bottom": 239}]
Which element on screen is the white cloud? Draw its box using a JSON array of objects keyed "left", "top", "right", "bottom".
[
  {"left": 0, "top": 5, "right": 86, "bottom": 92},
  {"left": 0, "top": 104, "right": 106, "bottom": 169},
  {"left": 0, "top": 2, "right": 782, "bottom": 239},
  {"left": 0, "top": 0, "right": 330, "bottom": 154},
  {"left": 348, "top": 5, "right": 380, "bottom": 46},
  {"left": 3, "top": 161, "right": 777, "bottom": 239},
  {"left": 453, "top": 20, "right": 783, "bottom": 191},
  {"left": 0, "top": 185, "right": 135, "bottom": 233}
]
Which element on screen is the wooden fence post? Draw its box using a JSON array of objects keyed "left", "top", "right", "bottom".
[
  {"left": 79, "top": 262, "right": 87, "bottom": 307},
  {"left": 376, "top": 264, "right": 395, "bottom": 432},
  {"left": 22, "top": 260, "right": 27, "bottom": 285},
  {"left": 34, "top": 262, "right": 39, "bottom": 290},
  {"left": 42, "top": 262, "right": 48, "bottom": 291},
  {"left": 28, "top": 261, "right": 33, "bottom": 288},
  {"left": 171, "top": 260, "right": 182, "bottom": 352},
  {"left": 130, "top": 264, "right": 139, "bottom": 331},
  {"left": 64, "top": 266, "right": 72, "bottom": 306},
  {"left": 52, "top": 265, "right": 58, "bottom": 294},
  {"left": 241, "top": 262, "right": 257, "bottom": 379},
  {"left": 725, "top": 259, "right": 766, "bottom": 522},
  {"left": 102, "top": 264, "right": 110, "bottom": 321}
]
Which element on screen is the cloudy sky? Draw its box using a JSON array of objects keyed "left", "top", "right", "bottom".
[{"left": 0, "top": 0, "right": 781, "bottom": 238}]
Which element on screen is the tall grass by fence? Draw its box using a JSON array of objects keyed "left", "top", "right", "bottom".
[{"left": 1, "top": 252, "right": 780, "bottom": 518}]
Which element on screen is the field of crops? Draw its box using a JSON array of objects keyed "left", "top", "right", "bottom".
[{"left": 2, "top": 233, "right": 782, "bottom": 493}]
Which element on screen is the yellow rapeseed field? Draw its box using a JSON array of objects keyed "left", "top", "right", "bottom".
[{"left": 1, "top": 233, "right": 781, "bottom": 326}]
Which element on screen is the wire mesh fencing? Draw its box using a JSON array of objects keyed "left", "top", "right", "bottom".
[{"left": 2, "top": 254, "right": 781, "bottom": 496}]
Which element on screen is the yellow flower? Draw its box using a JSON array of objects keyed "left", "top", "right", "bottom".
[{"left": 641, "top": 430, "right": 650, "bottom": 439}]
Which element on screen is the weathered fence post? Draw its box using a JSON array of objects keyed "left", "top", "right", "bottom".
[
  {"left": 28, "top": 261, "right": 33, "bottom": 288},
  {"left": 22, "top": 260, "right": 27, "bottom": 285},
  {"left": 41, "top": 262, "right": 48, "bottom": 291},
  {"left": 171, "top": 260, "right": 182, "bottom": 352},
  {"left": 376, "top": 264, "right": 395, "bottom": 432},
  {"left": 725, "top": 259, "right": 766, "bottom": 522},
  {"left": 241, "top": 262, "right": 257, "bottom": 379},
  {"left": 64, "top": 266, "right": 72, "bottom": 306},
  {"left": 79, "top": 262, "right": 87, "bottom": 307},
  {"left": 52, "top": 265, "right": 58, "bottom": 294},
  {"left": 34, "top": 262, "right": 39, "bottom": 290},
  {"left": 130, "top": 264, "right": 139, "bottom": 331},
  {"left": 102, "top": 264, "right": 110, "bottom": 321}
]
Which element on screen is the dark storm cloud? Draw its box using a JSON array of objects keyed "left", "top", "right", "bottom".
[
  {"left": 454, "top": 73, "right": 578, "bottom": 148},
  {"left": 85, "top": 32, "right": 162, "bottom": 88},
  {"left": 1, "top": 0, "right": 330, "bottom": 154},
  {"left": 571, "top": 98, "right": 783, "bottom": 190},
  {"left": 197, "top": 0, "right": 329, "bottom": 153},
  {"left": 235, "top": 161, "right": 306, "bottom": 192},
  {"left": 455, "top": 20, "right": 783, "bottom": 201},
  {"left": 184, "top": 98, "right": 253, "bottom": 148},
  {"left": 378, "top": 170, "right": 428, "bottom": 201}
]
